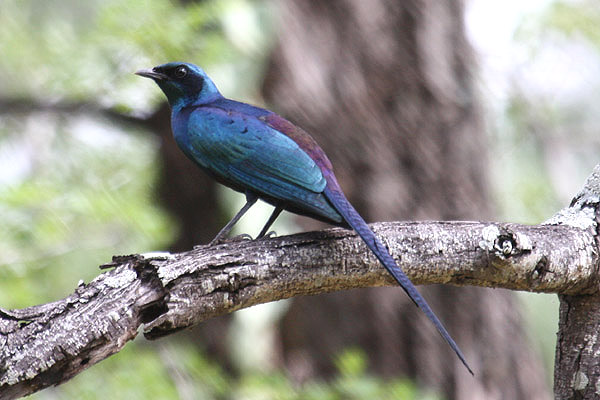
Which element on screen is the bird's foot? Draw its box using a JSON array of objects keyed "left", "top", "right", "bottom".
[
  {"left": 262, "top": 230, "right": 278, "bottom": 239},
  {"left": 232, "top": 233, "right": 254, "bottom": 242},
  {"left": 209, "top": 233, "right": 253, "bottom": 246}
]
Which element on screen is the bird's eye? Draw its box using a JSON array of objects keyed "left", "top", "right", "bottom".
[{"left": 174, "top": 66, "right": 187, "bottom": 79}]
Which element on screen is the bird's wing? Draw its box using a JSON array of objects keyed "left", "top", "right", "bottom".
[{"left": 186, "top": 107, "right": 341, "bottom": 222}]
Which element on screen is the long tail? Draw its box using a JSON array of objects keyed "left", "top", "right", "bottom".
[{"left": 324, "top": 185, "right": 474, "bottom": 375}]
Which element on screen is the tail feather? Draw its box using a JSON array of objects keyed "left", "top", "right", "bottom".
[{"left": 324, "top": 185, "right": 474, "bottom": 375}]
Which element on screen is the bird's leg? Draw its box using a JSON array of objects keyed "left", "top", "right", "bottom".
[
  {"left": 209, "top": 192, "right": 258, "bottom": 245},
  {"left": 257, "top": 206, "right": 283, "bottom": 239}
]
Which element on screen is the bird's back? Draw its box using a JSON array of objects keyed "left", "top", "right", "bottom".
[{"left": 171, "top": 98, "right": 344, "bottom": 225}]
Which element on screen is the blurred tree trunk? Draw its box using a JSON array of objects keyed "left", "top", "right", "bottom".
[{"left": 262, "top": 0, "right": 550, "bottom": 398}]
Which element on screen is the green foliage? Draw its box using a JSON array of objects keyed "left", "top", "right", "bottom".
[
  {"left": 0, "top": 115, "right": 175, "bottom": 307},
  {"left": 232, "top": 349, "right": 432, "bottom": 400},
  {"left": 41, "top": 341, "right": 182, "bottom": 400},
  {"left": 227, "top": 348, "right": 440, "bottom": 400},
  {"left": 327, "top": 349, "right": 435, "bottom": 400},
  {"left": 0, "top": 0, "right": 271, "bottom": 107},
  {"left": 540, "top": 1, "right": 600, "bottom": 48},
  {"left": 491, "top": 95, "right": 563, "bottom": 224},
  {"left": 26, "top": 344, "right": 434, "bottom": 400},
  {"left": 0, "top": 0, "right": 272, "bottom": 306}
]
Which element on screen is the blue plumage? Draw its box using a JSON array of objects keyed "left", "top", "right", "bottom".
[{"left": 136, "top": 62, "right": 473, "bottom": 375}]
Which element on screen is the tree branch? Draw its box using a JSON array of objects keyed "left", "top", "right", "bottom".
[
  {"left": 549, "top": 165, "right": 600, "bottom": 399},
  {"left": 0, "top": 97, "right": 163, "bottom": 131},
  {"left": 2, "top": 166, "right": 600, "bottom": 399}
]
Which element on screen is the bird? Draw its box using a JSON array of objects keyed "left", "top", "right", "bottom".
[{"left": 136, "top": 62, "right": 473, "bottom": 375}]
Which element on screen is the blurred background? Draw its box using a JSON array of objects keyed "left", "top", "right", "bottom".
[{"left": 1, "top": 0, "right": 599, "bottom": 399}]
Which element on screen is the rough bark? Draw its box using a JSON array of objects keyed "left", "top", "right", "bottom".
[
  {"left": 1, "top": 192, "right": 599, "bottom": 399},
  {"left": 552, "top": 168, "right": 600, "bottom": 399},
  {"left": 261, "top": 0, "right": 548, "bottom": 398},
  {"left": 555, "top": 294, "right": 600, "bottom": 399}
]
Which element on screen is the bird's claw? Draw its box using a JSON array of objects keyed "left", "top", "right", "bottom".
[
  {"left": 233, "top": 233, "right": 254, "bottom": 242},
  {"left": 263, "top": 230, "right": 277, "bottom": 239},
  {"left": 209, "top": 233, "right": 253, "bottom": 246}
]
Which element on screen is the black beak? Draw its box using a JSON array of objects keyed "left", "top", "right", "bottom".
[{"left": 135, "top": 68, "right": 169, "bottom": 81}]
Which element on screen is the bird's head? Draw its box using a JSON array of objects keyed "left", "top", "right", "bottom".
[{"left": 136, "top": 62, "right": 221, "bottom": 109}]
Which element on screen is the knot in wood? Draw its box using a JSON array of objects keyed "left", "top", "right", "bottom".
[
  {"left": 480, "top": 225, "right": 533, "bottom": 260},
  {"left": 498, "top": 237, "right": 513, "bottom": 256}
]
